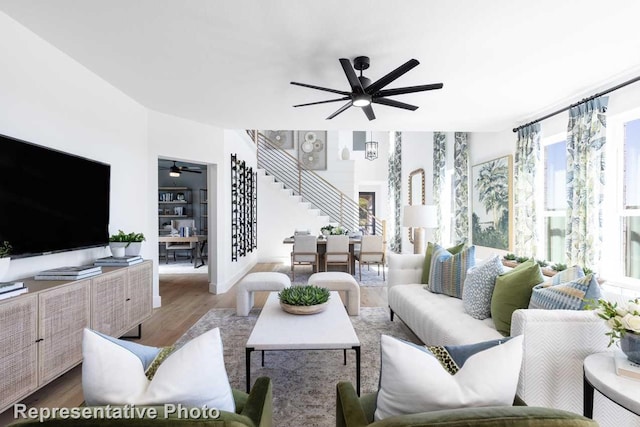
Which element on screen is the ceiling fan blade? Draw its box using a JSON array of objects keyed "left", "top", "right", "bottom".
[
  {"left": 290, "top": 81, "right": 350, "bottom": 96},
  {"left": 180, "top": 169, "right": 202, "bottom": 174},
  {"left": 293, "top": 97, "right": 350, "bottom": 107},
  {"left": 326, "top": 101, "right": 353, "bottom": 120},
  {"left": 339, "top": 58, "right": 364, "bottom": 94},
  {"left": 374, "top": 83, "right": 444, "bottom": 98},
  {"left": 372, "top": 97, "right": 419, "bottom": 111},
  {"left": 365, "top": 59, "right": 420, "bottom": 94},
  {"left": 362, "top": 104, "right": 376, "bottom": 121}
]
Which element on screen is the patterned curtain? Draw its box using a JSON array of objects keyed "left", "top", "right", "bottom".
[
  {"left": 514, "top": 123, "right": 541, "bottom": 257},
  {"left": 453, "top": 132, "right": 469, "bottom": 243},
  {"left": 565, "top": 97, "right": 608, "bottom": 268},
  {"left": 433, "top": 132, "right": 446, "bottom": 243},
  {"left": 388, "top": 131, "right": 403, "bottom": 253}
]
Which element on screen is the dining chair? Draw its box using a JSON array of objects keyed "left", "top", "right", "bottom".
[
  {"left": 290, "top": 234, "right": 318, "bottom": 280},
  {"left": 166, "top": 219, "right": 196, "bottom": 263},
  {"left": 324, "top": 235, "right": 350, "bottom": 274},
  {"left": 354, "top": 235, "right": 385, "bottom": 281}
]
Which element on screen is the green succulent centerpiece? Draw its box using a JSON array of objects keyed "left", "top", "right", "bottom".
[
  {"left": 109, "top": 230, "right": 146, "bottom": 256},
  {"left": 278, "top": 285, "right": 331, "bottom": 315}
]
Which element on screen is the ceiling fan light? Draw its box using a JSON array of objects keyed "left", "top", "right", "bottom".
[
  {"left": 169, "top": 170, "right": 181, "bottom": 177},
  {"left": 352, "top": 94, "right": 371, "bottom": 107}
]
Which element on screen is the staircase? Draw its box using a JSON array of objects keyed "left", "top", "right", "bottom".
[{"left": 246, "top": 130, "right": 385, "bottom": 236}]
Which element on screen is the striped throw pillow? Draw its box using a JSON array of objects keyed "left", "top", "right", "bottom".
[
  {"left": 428, "top": 244, "right": 475, "bottom": 298},
  {"left": 528, "top": 273, "right": 601, "bottom": 310}
]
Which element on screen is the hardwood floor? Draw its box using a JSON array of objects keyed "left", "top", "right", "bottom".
[{"left": 0, "top": 263, "right": 388, "bottom": 426}]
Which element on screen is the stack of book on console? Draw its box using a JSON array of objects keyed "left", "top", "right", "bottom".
[
  {"left": 94, "top": 255, "right": 143, "bottom": 267},
  {"left": 34, "top": 265, "right": 102, "bottom": 281},
  {"left": 0, "top": 282, "right": 28, "bottom": 300}
]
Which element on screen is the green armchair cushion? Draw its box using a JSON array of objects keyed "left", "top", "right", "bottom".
[
  {"left": 337, "top": 382, "right": 597, "bottom": 427},
  {"left": 9, "top": 377, "right": 272, "bottom": 427}
]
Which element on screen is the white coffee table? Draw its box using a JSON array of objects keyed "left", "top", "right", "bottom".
[{"left": 245, "top": 291, "right": 361, "bottom": 394}]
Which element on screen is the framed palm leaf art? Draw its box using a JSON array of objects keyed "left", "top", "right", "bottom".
[{"left": 471, "top": 155, "right": 513, "bottom": 250}]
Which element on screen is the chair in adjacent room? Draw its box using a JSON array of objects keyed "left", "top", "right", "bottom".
[
  {"left": 354, "top": 234, "right": 385, "bottom": 281},
  {"left": 290, "top": 234, "right": 318, "bottom": 280},
  {"left": 325, "top": 235, "right": 350, "bottom": 274},
  {"left": 165, "top": 219, "right": 196, "bottom": 263}
]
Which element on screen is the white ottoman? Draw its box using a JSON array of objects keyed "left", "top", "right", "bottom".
[
  {"left": 236, "top": 272, "right": 291, "bottom": 316},
  {"left": 308, "top": 272, "right": 360, "bottom": 316}
]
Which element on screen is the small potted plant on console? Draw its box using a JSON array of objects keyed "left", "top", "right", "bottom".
[{"left": 124, "top": 232, "right": 146, "bottom": 256}]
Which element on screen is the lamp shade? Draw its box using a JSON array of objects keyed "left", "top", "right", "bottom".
[{"left": 403, "top": 205, "right": 437, "bottom": 228}]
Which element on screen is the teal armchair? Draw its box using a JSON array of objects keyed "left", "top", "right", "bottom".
[
  {"left": 336, "top": 381, "right": 597, "bottom": 427},
  {"left": 10, "top": 377, "right": 272, "bottom": 427}
]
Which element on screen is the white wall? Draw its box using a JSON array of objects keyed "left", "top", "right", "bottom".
[{"left": 0, "top": 11, "right": 155, "bottom": 301}]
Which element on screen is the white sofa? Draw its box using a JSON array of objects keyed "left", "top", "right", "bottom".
[{"left": 387, "top": 253, "right": 640, "bottom": 427}]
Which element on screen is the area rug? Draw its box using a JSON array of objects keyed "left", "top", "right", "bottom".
[
  {"left": 276, "top": 264, "right": 387, "bottom": 287},
  {"left": 175, "top": 307, "right": 419, "bottom": 426}
]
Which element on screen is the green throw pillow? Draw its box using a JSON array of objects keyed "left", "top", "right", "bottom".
[
  {"left": 491, "top": 260, "right": 543, "bottom": 336},
  {"left": 421, "top": 242, "right": 465, "bottom": 284}
]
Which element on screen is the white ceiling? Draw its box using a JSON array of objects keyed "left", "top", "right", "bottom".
[{"left": 2, "top": 0, "right": 640, "bottom": 132}]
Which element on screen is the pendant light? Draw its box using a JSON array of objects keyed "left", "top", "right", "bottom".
[{"left": 364, "top": 131, "right": 378, "bottom": 161}]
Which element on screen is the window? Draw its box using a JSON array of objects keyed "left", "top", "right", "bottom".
[
  {"left": 353, "top": 131, "right": 366, "bottom": 151},
  {"left": 622, "top": 119, "right": 640, "bottom": 280},
  {"left": 542, "top": 139, "right": 567, "bottom": 264}
]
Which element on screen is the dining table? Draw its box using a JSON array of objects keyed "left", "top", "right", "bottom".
[
  {"left": 283, "top": 235, "right": 361, "bottom": 274},
  {"left": 158, "top": 234, "right": 208, "bottom": 268}
]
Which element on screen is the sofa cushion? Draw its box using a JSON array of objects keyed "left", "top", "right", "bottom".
[
  {"left": 389, "top": 284, "right": 502, "bottom": 345},
  {"left": 462, "top": 255, "right": 505, "bottom": 320},
  {"left": 491, "top": 260, "right": 543, "bottom": 336},
  {"left": 428, "top": 244, "right": 475, "bottom": 298},
  {"left": 375, "top": 335, "right": 523, "bottom": 420},
  {"left": 529, "top": 273, "right": 601, "bottom": 310},
  {"left": 421, "top": 241, "right": 465, "bottom": 284},
  {"left": 82, "top": 328, "right": 235, "bottom": 411}
]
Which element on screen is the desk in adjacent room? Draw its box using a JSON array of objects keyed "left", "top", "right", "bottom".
[{"left": 158, "top": 235, "right": 207, "bottom": 268}]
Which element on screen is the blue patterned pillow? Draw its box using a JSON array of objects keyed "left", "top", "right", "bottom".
[
  {"left": 462, "top": 255, "right": 505, "bottom": 319},
  {"left": 528, "top": 273, "right": 601, "bottom": 310},
  {"left": 428, "top": 244, "right": 476, "bottom": 298},
  {"left": 550, "top": 265, "right": 584, "bottom": 285}
]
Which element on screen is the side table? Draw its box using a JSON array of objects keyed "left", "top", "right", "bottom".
[{"left": 583, "top": 351, "right": 640, "bottom": 418}]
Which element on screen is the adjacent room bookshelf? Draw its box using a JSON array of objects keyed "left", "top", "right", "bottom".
[
  {"left": 158, "top": 187, "right": 192, "bottom": 232},
  {"left": 200, "top": 188, "right": 208, "bottom": 234}
]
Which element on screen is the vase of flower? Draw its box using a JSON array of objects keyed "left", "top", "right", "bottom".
[{"left": 621, "top": 333, "right": 640, "bottom": 364}]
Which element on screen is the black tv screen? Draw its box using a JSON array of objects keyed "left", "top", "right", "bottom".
[{"left": 0, "top": 133, "right": 110, "bottom": 258}]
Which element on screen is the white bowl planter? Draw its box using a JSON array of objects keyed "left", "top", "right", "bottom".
[
  {"left": 109, "top": 242, "right": 127, "bottom": 257},
  {"left": 124, "top": 242, "right": 142, "bottom": 256},
  {"left": 0, "top": 257, "right": 10, "bottom": 281}
]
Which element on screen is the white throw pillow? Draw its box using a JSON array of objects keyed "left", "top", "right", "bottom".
[
  {"left": 82, "top": 328, "right": 235, "bottom": 411},
  {"left": 374, "top": 334, "right": 523, "bottom": 420}
]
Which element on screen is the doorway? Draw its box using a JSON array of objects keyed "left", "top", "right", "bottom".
[
  {"left": 157, "top": 159, "right": 209, "bottom": 274},
  {"left": 359, "top": 192, "right": 376, "bottom": 235}
]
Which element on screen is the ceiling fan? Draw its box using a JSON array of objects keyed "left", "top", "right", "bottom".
[
  {"left": 160, "top": 161, "right": 203, "bottom": 177},
  {"left": 291, "top": 56, "right": 443, "bottom": 121}
]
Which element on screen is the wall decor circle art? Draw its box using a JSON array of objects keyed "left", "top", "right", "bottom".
[
  {"left": 297, "top": 131, "right": 327, "bottom": 170},
  {"left": 264, "top": 130, "right": 293, "bottom": 149}
]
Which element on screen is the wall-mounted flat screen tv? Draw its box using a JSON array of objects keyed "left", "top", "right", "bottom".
[{"left": 0, "top": 132, "right": 110, "bottom": 258}]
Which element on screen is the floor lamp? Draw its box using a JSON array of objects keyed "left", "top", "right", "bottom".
[{"left": 403, "top": 205, "right": 438, "bottom": 254}]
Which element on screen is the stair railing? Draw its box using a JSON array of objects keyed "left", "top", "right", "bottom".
[{"left": 246, "top": 130, "right": 385, "bottom": 238}]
